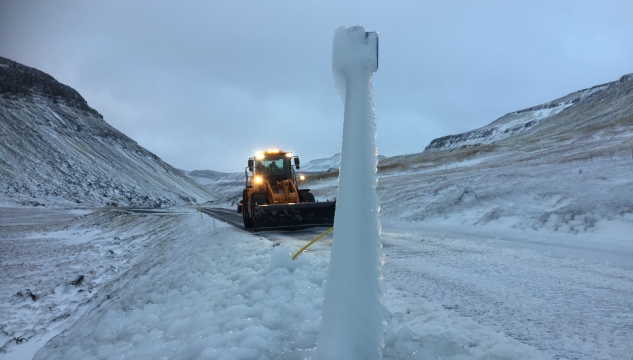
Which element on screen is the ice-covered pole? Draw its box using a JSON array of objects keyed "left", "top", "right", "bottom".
[{"left": 317, "top": 26, "right": 385, "bottom": 360}]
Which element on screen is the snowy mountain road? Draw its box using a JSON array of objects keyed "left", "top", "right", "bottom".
[{"left": 197, "top": 207, "right": 245, "bottom": 230}]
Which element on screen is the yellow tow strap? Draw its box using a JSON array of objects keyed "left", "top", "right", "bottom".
[{"left": 292, "top": 227, "right": 334, "bottom": 260}]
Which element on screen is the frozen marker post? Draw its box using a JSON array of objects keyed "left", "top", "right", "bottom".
[{"left": 317, "top": 26, "right": 385, "bottom": 360}]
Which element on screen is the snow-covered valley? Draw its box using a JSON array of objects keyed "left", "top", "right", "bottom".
[
  {"left": 3, "top": 145, "right": 633, "bottom": 359},
  {"left": 2, "top": 57, "right": 633, "bottom": 359}
]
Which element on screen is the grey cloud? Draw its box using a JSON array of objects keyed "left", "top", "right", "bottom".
[{"left": 1, "top": 0, "right": 632, "bottom": 171}]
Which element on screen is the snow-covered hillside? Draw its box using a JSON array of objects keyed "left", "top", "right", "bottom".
[
  {"left": 312, "top": 72, "right": 633, "bottom": 237},
  {"left": 0, "top": 57, "right": 221, "bottom": 208},
  {"left": 425, "top": 74, "right": 633, "bottom": 152}
]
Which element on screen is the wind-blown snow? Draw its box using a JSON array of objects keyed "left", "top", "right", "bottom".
[{"left": 317, "top": 26, "right": 385, "bottom": 360}]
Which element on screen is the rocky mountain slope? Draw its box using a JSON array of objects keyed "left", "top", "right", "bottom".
[
  {"left": 425, "top": 74, "right": 633, "bottom": 152},
  {"left": 0, "top": 57, "right": 220, "bottom": 207}
]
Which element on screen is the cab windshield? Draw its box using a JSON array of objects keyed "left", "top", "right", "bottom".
[{"left": 255, "top": 157, "right": 290, "bottom": 178}]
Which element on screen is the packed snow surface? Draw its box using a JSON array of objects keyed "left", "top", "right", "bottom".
[{"left": 2, "top": 208, "right": 551, "bottom": 360}]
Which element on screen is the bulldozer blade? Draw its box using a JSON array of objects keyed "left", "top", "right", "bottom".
[{"left": 253, "top": 201, "right": 336, "bottom": 232}]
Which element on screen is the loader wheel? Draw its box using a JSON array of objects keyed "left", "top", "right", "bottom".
[
  {"left": 300, "top": 192, "right": 315, "bottom": 203},
  {"left": 243, "top": 212, "right": 253, "bottom": 228},
  {"left": 249, "top": 193, "right": 267, "bottom": 229},
  {"left": 242, "top": 190, "right": 253, "bottom": 229}
]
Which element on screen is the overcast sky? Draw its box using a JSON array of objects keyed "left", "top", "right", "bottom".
[{"left": 1, "top": 1, "right": 632, "bottom": 172}]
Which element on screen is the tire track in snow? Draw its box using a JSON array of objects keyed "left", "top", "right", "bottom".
[{"left": 381, "top": 232, "right": 633, "bottom": 360}]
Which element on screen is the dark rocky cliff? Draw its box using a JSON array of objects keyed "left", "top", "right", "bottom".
[{"left": 0, "top": 56, "right": 101, "bottom": 118}]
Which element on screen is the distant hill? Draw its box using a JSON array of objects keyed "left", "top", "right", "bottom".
[
  {"left": 425, "top": 74, "right": 633, "bottom": 152},
  {"left": 0, "top": 57, "right": 221, "bottom": 207},
  {"left": 183, "top": 170, "right": 245, "bottom": 198},
  {"left": 299, "top": 153, "right": 341, "bottom": 173}
]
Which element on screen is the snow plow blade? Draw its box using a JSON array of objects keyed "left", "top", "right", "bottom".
[{"left": 253, "top": 201, "right": 336, "bottom": 232}]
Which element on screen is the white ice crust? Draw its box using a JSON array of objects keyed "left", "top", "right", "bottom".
[
  {"left": 317, "top": 25, "right": 385, "bottom": 360},
  {"left": 332, "top": 26, "right": 378, "bottom": 104}
]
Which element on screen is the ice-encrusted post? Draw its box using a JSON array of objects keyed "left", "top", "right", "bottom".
[{"left": 317, "top": 26, "right": 385, "bottom": 360}]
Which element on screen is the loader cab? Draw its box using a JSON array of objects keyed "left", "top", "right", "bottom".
[
  {"left": 255, "top": 155, "right": 292, "bottom": 182},
  {"left": 248, "top": 150, "right": 301, "bottom": 186}
]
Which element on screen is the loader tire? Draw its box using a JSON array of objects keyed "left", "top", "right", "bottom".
[
  {"left": 243, "top": 212, "right": 253, "bottom": 229},
  {"left": 300, "top": 192, "right": 315, "bottom": 203},
  {"left": 242, "top": 191, "right": 253, "bottom": 229},
  {"left": 250, "top": 193, "right": 268, "bottom": 229}
]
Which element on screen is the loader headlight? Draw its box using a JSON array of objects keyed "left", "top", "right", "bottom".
[
  {"left": 285, "top": 152, "right": 293, "bottom": 157},
  {"left": 254, "top": 175, "right": 263, "bottom": 184},
  {"left": 299, "top": 175, "right": 306, "bottom": 181},
  {"left": 255, "top": 152, "right": 265, "bottom": 160}
]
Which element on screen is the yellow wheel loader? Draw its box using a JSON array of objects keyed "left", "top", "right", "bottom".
[{"left": 239, "top": 149, "right": 336, "bottom": 231}]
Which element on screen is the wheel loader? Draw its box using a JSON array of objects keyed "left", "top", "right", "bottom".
[{"left": 239, "top": 149, "right": 335, "bottom": 231}]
